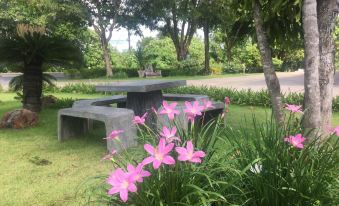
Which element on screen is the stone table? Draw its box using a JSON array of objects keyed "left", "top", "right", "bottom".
[{"left": 96, "top": 80, "right": 186, "bottom": 127}]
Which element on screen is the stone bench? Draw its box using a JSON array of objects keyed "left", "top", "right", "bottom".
[
  {"left": 72, "top": 95, "right": 127, "bottom": 108},
  {"left": 72, "top": 94, "right": 208, "bottom": 109},
  {"left": 58, "top": 106, "right": 137, "bottom": 152}
]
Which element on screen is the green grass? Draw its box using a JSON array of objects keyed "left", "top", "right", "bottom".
[{"left": 1, "top": 92, "right": 339, "bottom": 205}]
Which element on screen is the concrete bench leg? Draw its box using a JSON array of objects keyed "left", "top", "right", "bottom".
[
  {"left": 58, "top": 115, "right": 89, "bottom": 141},
  {"left": 201, "top": 108, "right": 224, "bottom": 124},
  {"left": 117, "top": 102, "right": 126, "bottom": 108},
  {"left": 104, "top": 117, "right": 137, "bottom": 153}
]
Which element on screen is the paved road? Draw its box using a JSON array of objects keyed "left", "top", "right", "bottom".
[{"left": 187, "top": 71, "right": 339, "bottom": 96}]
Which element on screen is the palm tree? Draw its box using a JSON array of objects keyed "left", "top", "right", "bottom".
[{"left": 0, "top": 24, "right": 83, "bottom": 112}]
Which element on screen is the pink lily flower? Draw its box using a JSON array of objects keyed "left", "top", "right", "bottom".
[
  {"left": 159, "top": 126, "right": 181, "bottom": 143},
  {"left": 284, "top": 134, "right": 306, "bottom": 149},
  {"left": 142, "top": 138, "right": 175, "bottom": 169},
  {"left": 224, "top": 97, "right": 231, "bottom": 105},
  {"left": 331, "top": 126, "right": 339, "bottom": 136},
  {"left": 184, "top": 101, "right": 204, "bottom": 121},
  {"left": 175, "top": 140, "right": 206, "bottom": 163},
  {"left": 101, "top": 149, "right": 117, "bottom": 161},
  {"left": 159, "top": 101, "right": 180, "bottom": 120},
  {"left": 133, "top": 112, "right": 147, "bottom": 125},
  {"left": 105, "top": 130, "right": 124, "bottom": 140},
  {"left": 107, "top": 168, "right": 137, "bottom": 202},
  {"left": 285, "top": 104, "right": 302, "bottom": 113},
  {"left": 203, "top": 99, "right": 215, "bottom": 110},
  {"left": 126, "top": 163, "right": 151, "bottom": 183}
]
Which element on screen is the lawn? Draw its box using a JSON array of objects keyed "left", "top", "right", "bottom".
[{"left": 1, "top": 92, "right": 339, "bottom": 205}]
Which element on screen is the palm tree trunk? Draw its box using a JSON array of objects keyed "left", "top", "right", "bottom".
[
  {"left": 302, "top": 0, "right": 321, "bottom": 129},
  {"left": 23, "top": 64, "right": 43, "bottom": 112},
  {"left": 203, "top": 21, "right": 210, "bottom": 75},
  {"left": 318, "top": 0, "right": 338, "bottom": 130},
  {"left": 252, "top": 0, "right": 284, "bottom": 124}
]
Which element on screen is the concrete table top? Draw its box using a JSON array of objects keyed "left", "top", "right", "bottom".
[{"left": 95, "top": 80, "right": 186, "bottom": 93}]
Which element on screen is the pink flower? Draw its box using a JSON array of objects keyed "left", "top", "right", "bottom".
[
  {"left": 107, "top": 168, "right": 137, "bottom": 202},
  {"left": 105, "top": 130, "right": 124, "bottom": 140},
  {"left": 284, "top": 134, "right": 306, "bottom": 149},
  {"left": 184, "top": 101, "right": 204, "bottom": 121},
  {"left": 159, "top": 126, "right": 181, "bottom": 143},
  {"left": 331, "top": 126, "right": 339, "bottom": 136},
  {"left": 224, "top": 97, "right": 231, "bottom": 105},
  {"left": 126, "top": 163, "right": 151, "bottom": 183},
  {"left": 285, "top": 104, "right": 302, "bottom": 113},
  {"left": 142, "top": 138, "right": 175, "bottom": 169},
  {"left": 133, "top": 112, "right": 147, "bottom": 125},
  {"left": 203, "top": 100, "right": 215, "bottom": 110},
  {"left": 159, "top": 101, "right": 180, "bottom": 120},
  {"left": 175, "top": 140, "right": 206, "bottom": 163},
  {"left": 101, "top": 149, "right": 117, "bottom": 161}
]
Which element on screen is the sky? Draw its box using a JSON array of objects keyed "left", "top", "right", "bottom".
[
  {"left": 109, "top": 26, "right": 158, "bottom": 52},
  {"left": 109, "top": 26, "right": 204, "bottom": 52}
]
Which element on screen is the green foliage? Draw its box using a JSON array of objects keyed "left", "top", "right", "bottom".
[
  {"left": 137, "top": 37, "right": 177, "bottom": 69},
  {"left": 223, "top": 115, "right": 339, "bottom": 205},
  {"left": 82, "top": 30, "right": 105, "bottom": 71},
  {"left": 79, "top": 68, "right": 139, "bottom": 79},
  {"left": 0, "top": 27, "right": 83, "bottom": 73},
  {"left": 111, "top": 49, "right": 139, "bottom": 69},
  {"left": 9, "top": 73, "right": 56, "bottom": 92},
  {"left": 48, "top": 97, "right": 75, "bottom": 109},
  {"left": 0, "top": 0, "right": 87, "bottom": 39},
  {"left": 176, "top": 59, "right": 203, "bottom": 76},
  {"left": 166, "top": 85, "right": 339, "bottom": 112},
  {"left": 188, "top": 38, "right": 205, "bottom": 65},
  {"left": 110, "top": 71, "right": 128, "bottom": 79},
  {"left": 44, "top": 83, "right": 96, "bottom": 94}
]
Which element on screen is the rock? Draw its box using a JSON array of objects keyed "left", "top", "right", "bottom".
[
  {"left": 42, "top": 95, "right": 58, "bottom": 107},
  {"left": 0, "top": 109, "right": 39, "bottom": 129}
]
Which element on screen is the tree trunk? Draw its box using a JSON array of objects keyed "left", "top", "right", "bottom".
[
  {"left": 23, "top": 64, "right": 43, "bottom": 112},
  {"left": 101, "top": 35, "right": 113, "bottom": 77},
  {"left": 176, "top": 43, "right": 188, "bottom": 61},
  {"left": 203, "top": 21, "right": 210, "bottom": 74},
  {"left": 302, "top": 0, "right": 321, "bottom": 129},
  {"left": 252, "top": 0, "right": 284, "bottom": 124},
  {"left": 128, "top": 29, "right": 131, "bottom": 52},
  {"left": 318, "top": 0, "right": 338, "bottom": 130}
]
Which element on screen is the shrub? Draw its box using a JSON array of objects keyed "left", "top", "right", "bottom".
[
  {"left": 176, "top": 59, "right": 203, "bottom": 76},
  {"left": 110, "top": 71, "right": 128, "bottom": 79},
  {"left": 79, "top": 68, "right": 139, "bottom": 79},
  {"left": 48, "top": 98, "right": 75, "bottom": 109},
  {"left": 45, "top": 84, "right": 339, "bottom": 112}
]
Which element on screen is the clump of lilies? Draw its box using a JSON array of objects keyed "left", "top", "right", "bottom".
[
  {"left": 106, "top": 100, "right": 212, "bottom": 202},
  {"left": 105, "top": 100, "right": 338, "bottom": 203}
]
